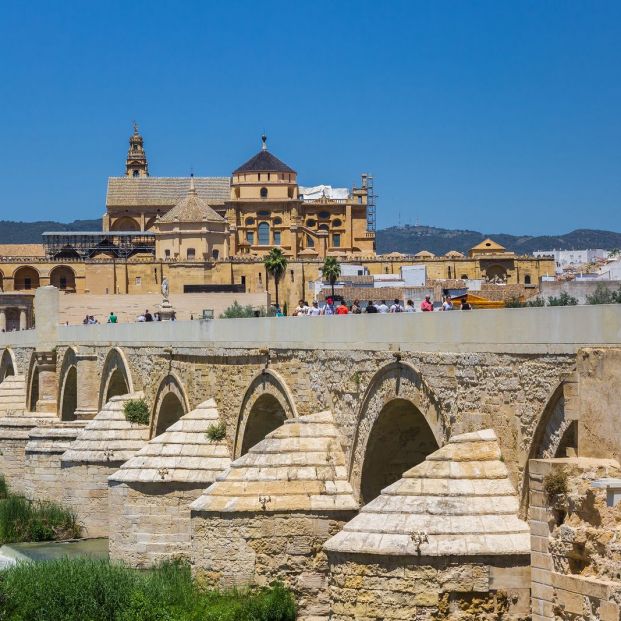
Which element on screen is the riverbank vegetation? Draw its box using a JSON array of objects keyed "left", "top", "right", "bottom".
[
  {"left": 0, "top": 558, "right": 296, "bottom": 621},
  {"left": 0, "top": 476, "right": 80, "bottom": 544}
]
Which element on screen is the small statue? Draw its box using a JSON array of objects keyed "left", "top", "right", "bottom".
[{"left": 161, "top": 277, "right": 169, "bottom": 300}]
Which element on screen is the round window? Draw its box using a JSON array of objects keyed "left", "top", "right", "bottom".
[
  {"left": 332, "top": 218, "right": 342, "bottom": 227},
  {"left": 258, "top": 210, "right": 270, "bottom": 217},
  {"left": 318, "top": 211, "right": 330, "bottom": 219},
  {"left": 273, "top": 217, "right": 282, "bottom": 225},
  {"left": 245, "top": 217, "right": 255, "bottom": 225},
  {"left": 306, "top": 219, "right": 316, "bottom": 227}
]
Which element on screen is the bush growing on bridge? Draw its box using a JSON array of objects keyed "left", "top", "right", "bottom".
[
  {"left": 0, "top": 558, "right": 296, "bottom": 621},
  {"left": 206, "top": 421, "right": 227, "bottom": 442},
  {"left": 123, "top": 398, "right": 150, "bottom": 425},
  {"left": 0, "top": 475, "right": 80, "bottom": 544}
]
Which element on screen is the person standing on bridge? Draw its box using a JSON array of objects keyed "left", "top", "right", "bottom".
[{"left": 421, "top": 295, "right": 433, "bottom": 312}]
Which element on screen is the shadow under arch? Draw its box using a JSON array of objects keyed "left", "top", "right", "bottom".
[
  {"left": 0, "top": 348, "right": 17, "bottom": 382},
  {"left": 519, "top": 377, "right": 577, "bottom": 516},
  {"left": 150, "top": 372, "right": 190, "bottom": 438},
  {"left": 25, "top": 352, "right": 39, "bottom": 412},
  {"left": 234, "top": 369, "right": 298, "bottom": 459},
  {"left": 58, "top": 347, "right": 79, "bottom": 421},
  {"left": 98, "top": 347, "right": 134, "bottom": 410},
  {"left": 349, "top": 361, "right": 447, "bottom": 504}
]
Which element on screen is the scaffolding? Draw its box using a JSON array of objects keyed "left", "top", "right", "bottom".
[
  {"left": 363, "top": 173, "right": 376, "bottom": 232},
  {"left": 42, "top": 232, "right": 156, "bottom": 259}
]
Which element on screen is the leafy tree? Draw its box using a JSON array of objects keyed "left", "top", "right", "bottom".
[
  {"left": 321, "top": 256, "right": 341, "bottom": 299},
  {"left": 548, "top": 291, "right": 578, "bottom": 306},
  {"left": 263, "top": 248, "right": 288, "bottom": 308},
  {"left": 586, "top": 284, "right": 621, "bottom": 305},
  {"left": 219, "top": 301, "right": 267, "bottom": 318}
]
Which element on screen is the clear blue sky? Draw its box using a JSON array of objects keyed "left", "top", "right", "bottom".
[{"left": 1, "top": 1, "right": 619, "bottom": 235}]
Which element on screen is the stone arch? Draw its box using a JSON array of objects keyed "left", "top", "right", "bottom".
[
  {"left": 26, "top": 352, "right": 40, "bottom": 412},
  {"left": 349, "top": 361, "right": 447, "bottom": 504},
  {"left": 0, "top": 348, "right": 17, "bottom": 382},
  {"left": 49, "top": 265, "right": 76, "bottom": 291},
  {"left": 58, "top": 347, "right": 79, "bottom": 421},
  {"left": 151, "top": 372, "right": 190, "bottom": 437},
  {"left": 111, "top": 217, "right": 140, "bottom": 232},
  {"left": 519, "top": 377, "right": 577, "bottom": 514},
  {"left": 234, "top": 369, "right": 297, "bottom": 458},
  {"left": 484, "top": 264, "right": 508, "bottom": 282},
  {"left": 98, "top": 347, "right": 134, "bottom": 410},
  {"left": 13, "top": 266, "right": 40, "bottom": 291}
]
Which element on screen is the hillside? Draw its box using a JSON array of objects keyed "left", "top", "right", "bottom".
[
  {"left": 0, "top": 219, "right": 102, "bottom": 244},
  {"left": 376, "top": 226, "right": 621, "bottom": 256},
  {"left": 0, "top": 219, "right": 620, "bottom": 256}
]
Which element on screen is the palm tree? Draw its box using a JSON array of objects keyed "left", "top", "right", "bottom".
[
  {"left": 321, "top": 256, "right": 341, "bottom": 299},
  {"left": 264, "top": 248, "right": 288, "bottom": 309}
]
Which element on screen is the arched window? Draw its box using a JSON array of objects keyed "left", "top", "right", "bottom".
[
  {"left": 525, "top": 274, "right": 532, "bottom": 285},
  {"left": 333, "top": 219, "right": 342, "bottom": 227},
  {"left": 318, "top": 223, "right": 329, "bottom": 231},
  {"left": 187, "top": 248, "right": 196, "bottom": 260},
  {"left": 212, "top": 249, "right": 219, "bottom": 260},
  {"left": 273, "top": 230, "right": 281, "bottom": 245},
  {"left": 245, "top": 217, "right": 255, "bottom": 225},
  {"left": 306, "top": 219, "right": 316, "bottom": 227},
  {"left": 260, "top": 187, "right": 268, "bottom": 198},
  {"left": 132, "top": 170, "right": 139, "bottom": 178},
  {"left": 307, "top": 235, "right": 314, "bottom": 248},
  {"left": 258, "top": 222, "right": 270, "bottom": 245}
]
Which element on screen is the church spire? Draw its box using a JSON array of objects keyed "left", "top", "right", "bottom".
[{"left": 126, "top": 122, "right": 149, "bottom": 177}]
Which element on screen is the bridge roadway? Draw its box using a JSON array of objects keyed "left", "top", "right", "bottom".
[{"left": 1, "top": 303, "right": 620, "bottom": 354}]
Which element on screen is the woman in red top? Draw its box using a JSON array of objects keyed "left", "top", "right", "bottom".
[
  {"left": 336, "top": 301, "right": 349, "bottom": 315},
  {"left": 420, "top": 295, "right": 434, "bottom": 311}
]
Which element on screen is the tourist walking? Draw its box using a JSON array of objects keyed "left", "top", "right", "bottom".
[
  {"left": 107, "top": 312, "right": 118, "bottom": 323},
  {"left": 293, "top": 300, "right": 307, "bottom": 316},
  {"left": 323, "top": 297, "right": 336, "bottom": 316},
  {"left": 420, "top": 295, "right": 433, "bottom": 312},
  {"left": 336, "top": 300, "right": 349, "bottom": 315},
  {"left": 377, "top": 300, "right": 389, "bottom": 314},
  {"left": 351, "top": 299, "right": 362, "bottom": 314},
  {"left": 307, "top": 301, "right": 321, "bottom": 316},
  {"left": 442, "top": 295, "right": 454, "bottom": 311},
  {"left": 405, "top": 299, "right": 416, "bottom": 312},
  {"left": 461, "top": 299, "right": 472, "bottom": 310},
  {"left": 365, "top": 301, "right": 378, "bottom": 313},
  {"left": 389, "top": 299, "right": 403, "bottom": 313}
]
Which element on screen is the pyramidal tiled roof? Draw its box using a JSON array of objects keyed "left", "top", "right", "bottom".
[
  {"left": 324, "top": 429, "right": 530, "bottom": 557},
  {"left": 158, "top": 180, "right": 225, "bottom": 224},
  {"left": 191, "top": 411, "right": 358, "bottom": 513},
  {"left": 106, "top": 177, "right": 230, "bottom": 207},
  {"left": 62, "top": 393, "right": 149, "bottom": 465},
  {"left": 233, "top": 149, "right": 296, "bottom": 175},
  {"left": 109, "top": 399, "right": 231, "bottom": 485}
]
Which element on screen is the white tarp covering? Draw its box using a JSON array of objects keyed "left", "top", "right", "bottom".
[{"left": 299, "top": 185, "right": 350, "bottom": 201}]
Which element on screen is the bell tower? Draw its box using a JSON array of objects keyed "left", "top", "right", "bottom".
[{"left": 125, "top": 122, "right": 149, "bottom": 177}]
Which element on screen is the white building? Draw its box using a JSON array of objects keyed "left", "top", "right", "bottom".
[{"left": 533, "top": 249, "right": 609, "bottom": 273}]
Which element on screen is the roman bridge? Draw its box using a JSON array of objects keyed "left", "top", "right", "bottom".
[{"left": 0, "top": 287, "right": 619, "bottom": 514}]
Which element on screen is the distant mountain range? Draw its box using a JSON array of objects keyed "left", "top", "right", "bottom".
[
  {"left": 0, "top": 220, "right": 101, "bottom": 244},
  {"left": 0, "top": 219, "right": 620, "bottom": 256},
  {"left": 376, "top": 226, "right": 621, "bottom": 256}
]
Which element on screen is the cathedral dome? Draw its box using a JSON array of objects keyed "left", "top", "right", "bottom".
[{"left": 233, "top": 135, "right": 296, "bottom": 175}]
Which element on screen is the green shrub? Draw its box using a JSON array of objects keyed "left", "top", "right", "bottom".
[
  {"left": 205, "top": 421, "right": 227, "bottom": 442},
  {"left": 548, "top": 291, "right": 578, "bottom": 306},
  {"left": 0, "top": 474, "right": 8, "bottom": 500},
  {"left": 220, "top": 301, "right": 268, "bottom": 319},
  {"left": 543, "top": 468, "right": 568, "bottom": 498},
  {"left": 0, "top": 494, "right": 80, "bottom": 544},
  {"left": 0, "top": 558, "right": 296, "bottom": 621},
  {"left": 525, "top": 297, "right": 545, "bottom": 307},
  {"left": 123, "top": 399, "right": 150, "bottom": 425},
  {"left": 586, "top": 284, "right": 621, "bottom": 305}
]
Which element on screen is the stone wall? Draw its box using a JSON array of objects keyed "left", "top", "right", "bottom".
[
  {"left": 109, "top": 482, "right": 202, "bottom": 567},
  {"left": 529, "top": 458, "right": 621, "bottom": 621},
  {"left": 191, "top": 512, "right": 355, "bottom": 618},
  {"left": 61, "top": 463, "right": 122, "bottom": 537},
  {"left": 327, "top": 554, "right": 531, "bottom": 620}
]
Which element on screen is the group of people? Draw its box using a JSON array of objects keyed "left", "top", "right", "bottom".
[
  {"left": 290, "top": 294, "right": 472, "bottom": 316},
  {"left": 82, "top": 309, "right": 177, "bottom": 325}
]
